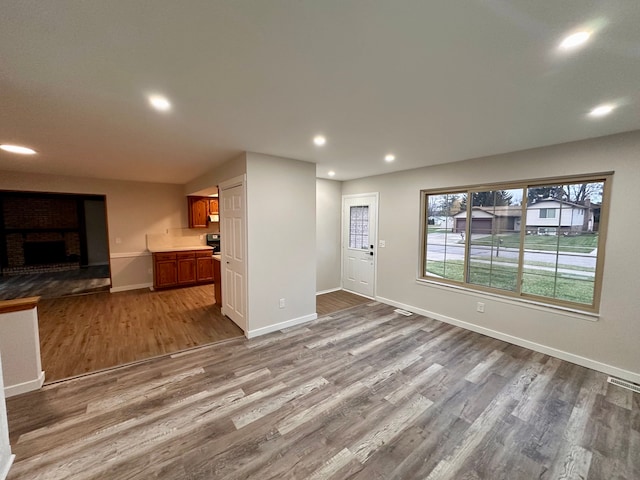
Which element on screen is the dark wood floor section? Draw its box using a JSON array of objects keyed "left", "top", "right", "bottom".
[
  {"left": 0, "top": 265, "right": 111, "bottom": 300},
  {"left": 38, "top": 285, "right": 243, "bottom": 382},
  {"left": 7, "top": 302, "right": 639, "bottom": 479},
  {"left": 316, "top": 289, "right": 370, "bottom": 316}
]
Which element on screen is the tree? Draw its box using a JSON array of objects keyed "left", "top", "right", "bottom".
[
  {"left": 527, "top": 185, "right": 563, "bottom": 205},
  {"left": 460, "top": 190, "right": 513, "bottom": 210}
]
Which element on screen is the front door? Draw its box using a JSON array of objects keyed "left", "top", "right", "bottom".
[
  {"left": 219, "top": 178, "right": 247, "bottom": 333},
  {"left": 342, "top": 193, "right": 378, "bottom": 298}
]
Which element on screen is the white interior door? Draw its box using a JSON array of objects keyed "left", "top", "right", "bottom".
[
  {"left": 219, "top": 179, "right": 247, "bottom": 333},
  {"left": 342, "top": 193, "right": 378, "bottom": 298}
]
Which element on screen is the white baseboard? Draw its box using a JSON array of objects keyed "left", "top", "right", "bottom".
[
  {"left": 0, "top": 455, "right": 15, "bottom": 480},
  {"left": 316, "top": 287, "right": 341, "bottom": 296},
  {"left": 110, "top": 283, "right": 153, "bottom": 293},
  {"left": 376, "top": 295, "right": 640, "bottom": 385},
  {"left": 4, "top": 370, "right": 45, "bottom": 398},
  {"left": 247, "top": 313, "right": 318, "bottom": 339}
]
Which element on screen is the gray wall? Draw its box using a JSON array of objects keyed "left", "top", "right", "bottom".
[
  {"left": 342, "top": 130, "right": 640, "bottom": 383},
  {"left": 246, "top": 153, "right": 317, "bottom": 334},
  {"left": 316, "top": 179, "right": 342, "bottom": 293},
  {"left": 84, "top": 199, "right": 109, "bottom": 266}
]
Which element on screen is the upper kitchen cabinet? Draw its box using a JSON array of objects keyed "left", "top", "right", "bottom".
[
  {"left": 188, "top": 196, "right": 209, "bottom": 228},
  {"left": 209, "top": 198, "right": 219, "bottom": 215}
]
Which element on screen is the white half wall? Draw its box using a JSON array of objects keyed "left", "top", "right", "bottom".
[
  {"left": 316, "top": 178, "right": 342, "bottom": 293},
  {"left": 246, "top": 153, "right": 317, "bottom": 334},
  {"left": 342, "top": 130, "right": 640, "bottom": 383},
  {"left": 0, "top": 306, "right": 44, "bottom": 397}
]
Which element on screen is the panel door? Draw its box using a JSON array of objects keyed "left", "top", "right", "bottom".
[
  {"left": 220, "top": 183, "right": 247, "bottom": 332},
  {"left": 342, "top": 194, "right": 378, "bottom": 298}
]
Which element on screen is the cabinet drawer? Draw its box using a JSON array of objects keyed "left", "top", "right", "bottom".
[
  {"left": 196, "top": 250, "right": 213, "bottom": 258},
  {"left": 154, "top": 252, "right": 176, "bottom": 261},
  {"left": 176, "top": 251, "right": 196, "bottom": 259}
]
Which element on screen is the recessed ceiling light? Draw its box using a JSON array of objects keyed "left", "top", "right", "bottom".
[
  {"left": 385, "top": 154, "right": 396, "bottom": 162},
  {"left": 0, "top": 144, "right": 37, "bottom": 155},
  {"left": 313, "top": 135, "right": 326, "bottom": 146},
  {"left": 589, "top": 104, "right": 615, "bottom": 117},
  {"left": 148, "top": 94, "right": 172, "bottom": 112},
  {"left": 559, "top": 31, "right": 591, "bottom": 50},
  {"left": 328, "top": 170, "right": 336, "bottom": 177}
]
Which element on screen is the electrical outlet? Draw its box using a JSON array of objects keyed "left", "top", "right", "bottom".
[
  {"left": 279, "top": 298, "right": 286, "bottom": 309},
  {"left": 477, "top": 302, "right": 485, "bottom": 313},
  {"left": 147, "top": 268, "right": 152, "bottom": 275},
  {"left": 379, "top": 240, "right": 386, "bottom": 248},
  {"left": 115, "top": 237, "right": 122, "bottom": 244}
]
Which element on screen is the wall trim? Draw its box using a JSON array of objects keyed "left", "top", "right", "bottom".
[
  {"left": 316, "top": 287, "right": 341, "bottom": 296},
  {"left": 376, "top": 295, "right": 640, "bottom": 385},
  {"left": 109, "top": 252, "right": 151, "bottom": 259},
  {"left": 0, "top": 454, "right": 15, "bottom": 480},
  {"left": 246, "top": 313, "right": 318, "bottom": 339},
  {"left": 110, "top": 283, "right": 153, "bottom": 293},
  {"left": 4, "top": 370, "right": 45, "bottom": 398}
]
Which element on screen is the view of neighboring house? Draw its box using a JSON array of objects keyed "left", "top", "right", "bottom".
[
  {"left": 525, "top": 198, "right": 593, "bottom": 235},
  {"left": 453, "top": 206, "right": 522, "bottom": 234},
  {"left": 451, "top": 199, "right": 598, "bottom": 235}
]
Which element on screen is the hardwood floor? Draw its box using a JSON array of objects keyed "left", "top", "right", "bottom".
[
  {"left": 38, "top": 285, "right": 243, "bottom": 382},
  {"left": 316, "top": 289, "right": 371, "bottom": 316},
  {"left": 7, "top": 302, "right": 638, "bottom": 479},
  {"left": 0, "top": 265, "right": 111, "bottom": 300}
]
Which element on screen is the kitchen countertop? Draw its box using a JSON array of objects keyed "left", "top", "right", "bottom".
[
  {"left": 212, "top": 254, "right": 222, "bottom": 261},
  {"left": 148, "top": 246, "right": 214, "bottom": 253}
]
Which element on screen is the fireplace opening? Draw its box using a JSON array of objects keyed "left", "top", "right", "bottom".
[{"left": 24, "top": 241, "right": 67, "bottom": 265}]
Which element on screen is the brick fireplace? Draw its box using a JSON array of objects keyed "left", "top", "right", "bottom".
[{"left": 1, "top": 194, "right": 82, "bottom": 276}]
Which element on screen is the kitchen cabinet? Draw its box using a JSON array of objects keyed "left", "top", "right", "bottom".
[
  {"left": 196, "top": 251, "right": 214, "bottom": 281},
  {"left": 209, "top": 198, "right": 219, "bottom": 215},
  {"left": 152, "top": 249, "right": 214, "bottom": 289},
  {"left": 188, "top": 196, "right": 209, "bottom": 229},
  {"left": 177, "top": 252, "right": 197, "bottom": 284},
  {"left": 213, "top": 257, "right": 222, "bottom": 307},
  {"left": 188, "top": 196, "right": 219, "bottom": 229},
  {"left": 153, "top": 252, "right": 177, "bottom": 288}
]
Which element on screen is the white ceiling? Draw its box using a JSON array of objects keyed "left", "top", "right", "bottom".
[{"left": 1, "top": 1, "right": 639, "bottom": 184}]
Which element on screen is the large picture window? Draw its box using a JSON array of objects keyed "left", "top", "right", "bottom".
[{"left": 421, "top": 174, "right": 611, "bottom": 312}]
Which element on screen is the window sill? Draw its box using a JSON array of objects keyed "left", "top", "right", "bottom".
[{"left": 415, "top": 277, "right": 599, "bottom": 322}]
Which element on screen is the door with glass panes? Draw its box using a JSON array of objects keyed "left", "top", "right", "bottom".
[{"left": 342, "top": 193, "right": 378, "bottom": 297}]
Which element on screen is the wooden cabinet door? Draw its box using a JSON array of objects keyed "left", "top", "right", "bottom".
[
  {"left": 213, "top": 258, "right": 222, "bottom": 307},
  {"left": 188, "top": 197, "right": 208, "bottom": 228},
  {"left": 177, "top": 253, "right": 197, "bottom": 284},
  {"left": 154, "top": 258, "right": 177, "bottom": 288},
  {"left": 208, "top": 198, "right": 219, "bottom": 215},
  {"left": 196, "top": 255, "right": 214, "bottom": 282}
]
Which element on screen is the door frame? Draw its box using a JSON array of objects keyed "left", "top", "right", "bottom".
[
  {"left": 341, "top": 192, "right": 379, "bottom": 299},
  {"left": 218, "top": 174, "right": 249, "bottom": 335}
]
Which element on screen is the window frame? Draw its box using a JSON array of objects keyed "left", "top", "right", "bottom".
[{"left": 419, "top": 172, "right": 612, "bottom": 313}]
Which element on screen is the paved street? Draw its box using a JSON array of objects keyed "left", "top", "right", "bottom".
[{"left": 426, "top": 233, "right": 596, "bottom": 277}]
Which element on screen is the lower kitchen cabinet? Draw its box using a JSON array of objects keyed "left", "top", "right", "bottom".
[
  {"left": 153, "top": 250, "right": 214, "bottom": 289},
  {"left": 196, "top": 252, "right": 214, "bottom": 281},
  {"left": 213, "top": 257, "right": 222, "bottom": 307},
  {"left": 154, "top": 253, "right": 177, "bottom": 288}
]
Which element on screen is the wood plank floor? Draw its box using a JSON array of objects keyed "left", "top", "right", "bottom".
[
  {"left": 7, "top": 302, "right": 638, "bottom": 479},
  {"left": 316, "top": 289, "right": 370, "bottom": 316},
  {"left": 38, "top": 285, "right": 243, "bottom": 382}
]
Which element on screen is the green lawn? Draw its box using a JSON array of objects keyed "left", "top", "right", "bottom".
[
  {"left": 468, "top": 233, "right": 598, "bottom": 253},
  {"left": 426, "top": 259, "right": 594, "bottom": 305}
]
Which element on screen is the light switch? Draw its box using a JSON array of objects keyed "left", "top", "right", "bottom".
[{"left": 379, "top": 240, "right": 386, "bottom": 248}]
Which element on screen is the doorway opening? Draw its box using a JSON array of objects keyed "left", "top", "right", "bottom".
[{"left": 0, "top": 191, "right": 111, "bottom": 300}]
